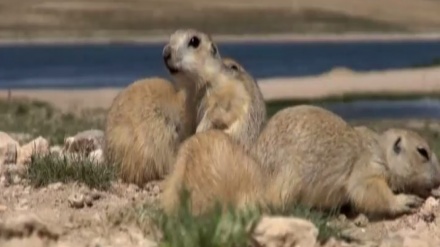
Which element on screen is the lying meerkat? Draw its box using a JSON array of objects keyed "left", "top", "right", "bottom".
[
  {"left": 253, "top": 105, "right": 440, "bottom": 218},
  {"left": 355, "top": 125, "right": 440, "bottom": 198},
  {"left": 164, "top": 29, "right": 266, "bottom": 152},
  {"left": 160, "top": 130, "right": 268, "bottom": 216}
]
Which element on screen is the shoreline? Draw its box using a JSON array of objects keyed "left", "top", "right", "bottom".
[
  {"left": 1, "top": 66, "right": 440, "bottom": 111},
  {"left": 2, "top": 32, "right": 440, "bottom": 45}
]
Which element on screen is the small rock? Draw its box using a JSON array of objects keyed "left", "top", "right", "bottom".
[
  {"left": 84, "top": 195, "right": 94, "bottom": 207},
  {"left": 49, "top": 145, "right": 63, "bottom": 157},
  {"left": 0, "top": 214, "right": 59, "bottom": 240},
  {"left": 379, "top": 231, "right": 434, "bottom": 247},
  {"left": 12, "top": 175, "right": 21, "bottom": 184},
  {"left": 252, "top": 216, "right": 318, "bottom": 247},
  {"left": 353, "top": 214, "right": 369, "bottom": 227},
  {"left": 48, "top": 182, "right": 63, "bottom": 191},
  {"left": 68, "top": 193, "right": 85, "bottom": 209},
  {"left": 17, "top": 136, "right": 50, "bottom": 165},
  {"left": 16, "top": 199, "right": 29, "bottom": 211},
  {"left": 63, "top": 129, "right": 104, "bottom": 156},
  {"left": 89, "top": 190, "right": 102, "bottom": 200},
  {"left": 89, "top": 149, "right": 104, "bottom": 164},
  {"left": 0, "top": 132, "right": 19, "bottom": 165},
  {"left": 127, "top": 184, "right": 140, "bottom": 193},
  {"left": 0, "top": 204, "right": 7, "bottom": 212}
]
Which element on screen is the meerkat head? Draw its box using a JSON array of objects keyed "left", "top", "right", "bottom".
[
  {"left": 222, "top": 57, "right": 260, "bottom": 90},
  {"left": 381, "top": 128, "right": 440, "bottom": 198},
  {"left": 163, "top": 29, "right": 222, "bottom": 86}
]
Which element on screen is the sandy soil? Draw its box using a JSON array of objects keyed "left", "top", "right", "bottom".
[
  {"left": 1, "top": 66, "right": 439, "bottom": 112},
  {"left": 1, "top": 169, "right": 440, "bottom": 247},
  {"left": 0, "top": 179, "right": 162, "bottom": 247}
]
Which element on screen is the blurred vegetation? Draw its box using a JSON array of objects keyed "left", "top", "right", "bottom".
[
  {"left": 0, "top": 98, "right": 105, "bottom": 145},
  {"left": 412, "top": 57, "right": 440, "bottom": 68},
  {"left": 0, "top": 6, "right": 406, "bottom": 40},
  {"left": 28, "top": 153, "right": 116, "bottom": 190},
  {"left": 112, "top": 189, "right": 342, "bottom": 247}
]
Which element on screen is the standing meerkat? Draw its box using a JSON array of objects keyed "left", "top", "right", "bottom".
[
  {"left": 253, "top": 105, "right": 440, "bottom": 218},
  {"left": 160, "top": 130, "right": 269, "bottom": 216},
  {"left": 163, "top": 29, "right": 266, "bottom": 152}
]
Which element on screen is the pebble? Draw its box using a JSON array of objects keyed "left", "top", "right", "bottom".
[
  {"left": 84, "top": 195, "right": 94, "bottom": 207},
  {"left": 68, "top": 193, "right": 85, "bottom": 209},
  {"left": 48, "top": 182, "right": 64, "bottom": 191},
  {"left": 0, "top": 204, "right": 7, "bottom": 212},
  {"left": 354, "top": 214, "right": 369, "bottom": 227}
]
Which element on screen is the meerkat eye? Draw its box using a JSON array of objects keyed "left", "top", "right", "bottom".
[
  {"left": 393, "top": 137, "right": 402, "bottom": 154},
  {"left": 417, "top": 147, "right": 430, "bottom": 160},
  {"left": 230, "top": 64, "right": 239, "bottom": 71},
  {"left": 188, "top": 36, "right": 200, "bottom": 48}
]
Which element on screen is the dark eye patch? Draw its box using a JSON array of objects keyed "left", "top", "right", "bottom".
[
  {"left": 230, "top": 64, "right": 239, "bottom": 71},
  {"left": 188, "top": 36, "right": 200, "bottom": 48},
  {"left": 417, "top": 147, "right": 430, "bottom": 160}
]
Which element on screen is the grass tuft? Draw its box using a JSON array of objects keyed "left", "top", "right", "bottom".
[
  {"left": 27, "top": 153, "right": 116, "bottom": 190},
  {"left": 120, "top": 190, "right": 342, "bottom": 247}
]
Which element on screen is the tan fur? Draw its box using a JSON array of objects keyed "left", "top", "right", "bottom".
[
  {"left": 160, "top": 130, "right": 268, "bottom": 216},
  {"left": 164, "top": 29, "right": 266, "bottom": 152},
  {"left": 104, "top": 56, "right": 256, "bottom": 186},
  {"left": 253, "top": 105, "right": 440, "bottom": 217},
  {"left": 104, "top": 77, "right": 192, "bottom": 186},
  {"left": 356, "top": 126, "right": 440, "bottom": 198}
]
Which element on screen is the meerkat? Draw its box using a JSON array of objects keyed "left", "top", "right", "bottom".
[
  {"left": 160, "top": 130, "right": 269, "bottom": 216},
  {"left": 354, "top": 125, "right": 440, "bottom": 198},
  {"left": 104, "top": 77, "right": 192, "bottom": 186},
  {"left": 253, "top": 105, "right": 440, "bottom": 218},
  {"left": 104, "top": 47, "right": 256, "bottom": 185},
  {"left": 164, "top": 29, "right": 266, "bottom": 152}
]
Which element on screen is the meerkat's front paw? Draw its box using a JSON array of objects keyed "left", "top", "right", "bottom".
[{"left": 392, "top": 194, "right": 424, "bottom": 215}]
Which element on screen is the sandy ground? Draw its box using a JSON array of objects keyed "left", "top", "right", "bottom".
[{"left": 1, "top": 66, "right": 440, "bottom": 112}]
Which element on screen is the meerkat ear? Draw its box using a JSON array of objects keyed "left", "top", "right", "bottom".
[
  {"left": 417, "top": 147, "right": 430, "bottom": 161},
  {"left": 393, "top": 137, "right": 402, "bottom": 154},
  {"left": 210, "top": 43, "right": 218, "bottom": 56}
]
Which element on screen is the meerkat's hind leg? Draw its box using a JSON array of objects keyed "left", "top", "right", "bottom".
[{"left": 347, "top": 173, "right": 424, "bottom": 219}]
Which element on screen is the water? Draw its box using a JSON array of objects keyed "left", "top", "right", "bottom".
[
  {"left": 1, "top": 40, "right": 440, "bottom": 89},
  {"left": 323, "top": 99, "right": 440, "bottom": 120},
  {"left": 1, "top": 40, "right": 440, "bottom": 119}
]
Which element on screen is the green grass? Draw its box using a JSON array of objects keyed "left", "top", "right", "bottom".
[
  {"left": 412, "top": 57, "right": 440, "bottom": 68},
  {"left": 116, "top": 190, "right": 341, "bottom": 247},
  {"left": 27, "top": 153, "right": 116, "bottom": 190},
  {"left": 0, "top": 98, "right": 105, "bottom": 145}
]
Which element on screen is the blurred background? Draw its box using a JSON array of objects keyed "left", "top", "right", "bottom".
[{"left": 1, "top": 0, "right": 440, "bottom": 149}]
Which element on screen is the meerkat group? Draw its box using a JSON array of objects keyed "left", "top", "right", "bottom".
[{"left": 104, "top": 28, "right": 440, "bottom": 219}]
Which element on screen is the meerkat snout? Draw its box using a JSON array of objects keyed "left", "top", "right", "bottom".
[{"left": 163, "top": 45, "right": 179, "bottom": 74}]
